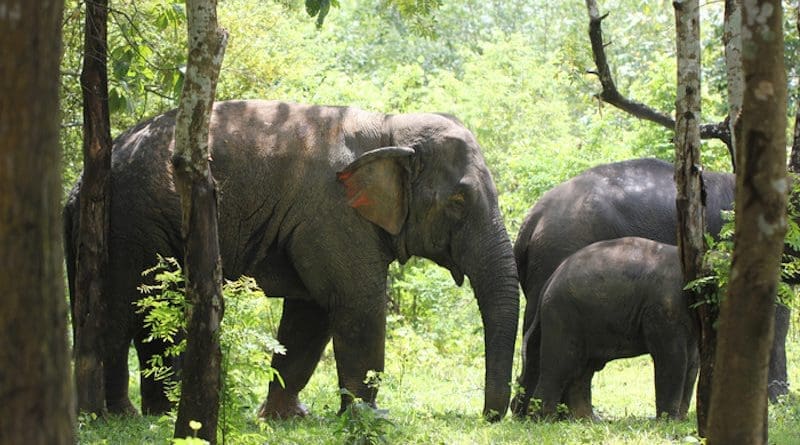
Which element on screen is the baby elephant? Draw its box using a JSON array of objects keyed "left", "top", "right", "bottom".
[{"left": 517, "top": 237, "right": 698, "bottom": 420}]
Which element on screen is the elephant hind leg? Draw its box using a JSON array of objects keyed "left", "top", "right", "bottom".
[
  {"left": 533, "top": 325, "right": 582, "bottom": 420},
  {"left": 512, "top": 320, "right": 543, "bottom": 418},
  {"left": 679, "top": 343, "right": 699, "bottom": 419},
  {"left": 564, "top": 368, "right": 595, "bottom": 420},
  {"left": 648, "top": 334, "right": 689, "bottom": 419},
  {"left": 259, "top": 298, "right": 332, "bottom": 419}
]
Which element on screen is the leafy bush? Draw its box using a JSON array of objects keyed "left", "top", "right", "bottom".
[
  {"left": 687, "top": 180, "right": 800, "bottom": 312},
  {"left": 135, "top": 256, "right": 285, "bottom": 440}
]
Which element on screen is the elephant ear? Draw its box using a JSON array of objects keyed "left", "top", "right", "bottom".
[{"left": 337, "top": 146, "right": 415, "bottom": 235}]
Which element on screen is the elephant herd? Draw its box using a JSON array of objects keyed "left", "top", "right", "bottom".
[{"left": 64, "top": 101, "right": 790, "bottom": 422}]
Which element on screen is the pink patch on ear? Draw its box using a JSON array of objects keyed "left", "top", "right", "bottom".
[
  {"left": 337, "top": 170, "right": 372, "bottom": 208},
  {"left": 350, "top": 193, "right": 372, "bottom": 208}
]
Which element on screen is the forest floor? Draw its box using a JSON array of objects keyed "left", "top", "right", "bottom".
[{"left": 78, "top": 308, "right": 800, "bottom": 445}]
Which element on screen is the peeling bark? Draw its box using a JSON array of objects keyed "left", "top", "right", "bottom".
[
  {"left": 723, "top": 0, "right": 742, "bottom": 171},
  {"left": 707, "top": 2, "right": 787, "bottom": 443},
  {"left": 673, "top": 0, "right": 712, "bottom": 437},
  {"left": 171, "top": 0, "right": 228, "bottom": 443},
  {"left": 74, "top": 0, "right": 112, "bottom": 416}
]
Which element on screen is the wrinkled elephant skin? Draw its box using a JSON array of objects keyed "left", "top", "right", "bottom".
[
  {"left": 520, "top": 237, "right": 698, "bottom": 420},
  {"left": 64, "top": 100, "right": 519, "bottom": 420},
  {"left": 512, "top": 158, "right": 789, "bottom": 413}
]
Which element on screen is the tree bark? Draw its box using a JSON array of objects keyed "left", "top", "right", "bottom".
[
  {"left": 723, "top": 0, "right": 742, "bottom": 172},
  {"left": 585, "top": 0, "right": 731, "bottom": 148},
  {"left": 74, "top": 0, "right": 112, "bottom": 415},
  {"left": 707, "top": 2, "right": 787, "bottom": 443},
  {"left": 172, "top": 0, "right": 228, "bottom": 442},
  {"left": 0, "top": 0, "right": 76, "bottom": 443},
  {"left": 790, "top": 6, "right": 800, "bottom": 172},
  {"left": 673, "top": 0, "right": 712, "bottom": 436}
]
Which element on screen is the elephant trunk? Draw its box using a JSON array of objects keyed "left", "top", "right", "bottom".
[{"left": 461, "top": 221, "right": 520, "bottom": 421}]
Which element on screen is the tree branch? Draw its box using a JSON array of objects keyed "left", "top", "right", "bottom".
[{"left": 585, "top": 0, "right": 731, "bottom": 149}]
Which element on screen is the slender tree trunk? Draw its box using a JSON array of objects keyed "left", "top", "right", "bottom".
[
  {"left": 172, "top": 0, "right": 228, "bottom": 442},
  {"left": 0, "top": 0, "right": 75, "bottom": 443},
  {"left": 707, "top": 2, "right": 787, "bottom": 443},
  {"left": 673, "top": 0, "right": 712, "bottom": 436},
  {"left": 790, "top": 6, "right": 800, "bottom": 172},
  {"left": 723, "top": 0, "right": 742, "bottom": 172},
  {"left": 74, "top": 0, "right": 112, "bottom": 415}
]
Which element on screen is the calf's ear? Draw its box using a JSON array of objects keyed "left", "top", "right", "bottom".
[{"left": 337, "top": 146, "right": 414, "bottom": 235}]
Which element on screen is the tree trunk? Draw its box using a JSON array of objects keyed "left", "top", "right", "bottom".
[
  {"left": 74, "top": 0, "right": 112, "bottom": 415},
  {"left": 723, "top": 0, "right": 742, "bottom": 172},
  {"left": 673, "top": 0, "right": 712, "bottom": 436},
  {"left": 0, "top": 0, "right": 76, "bottom": 443},
  {"left": 790, "top": 6, "right": 800, "bottom": 173},
  {"left": 707, "top": 2, "right": 787, "bottom": 443},
  {"left": 171, "top": 1, "right": 228, "bottom": 442}
]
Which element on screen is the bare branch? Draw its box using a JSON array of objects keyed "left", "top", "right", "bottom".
[{"left": 584, "top": 0, "right": 731, "bottom": 148}]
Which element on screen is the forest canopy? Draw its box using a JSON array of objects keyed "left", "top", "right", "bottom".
[{"left": 61, "top": 0, "right": 800, "bottom": 230}]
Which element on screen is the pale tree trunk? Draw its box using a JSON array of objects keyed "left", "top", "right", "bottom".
[
  {"left": 707, "top": 1, "right": 787, "bottom": 443},
  {"left": 673, "top": 0, "right": 711, "bottom": 436},
  {"left": 723, "top": 0, "right": 742, "bottom": 171},
  {"left": 172, "top": 0, "right": 228, "bottom": 442},
  {"left": 74, "top": 0, "right": 112, "bottom": 415},
  {"left": 0, "top": 0, "right": 76, "bottom": 443}
]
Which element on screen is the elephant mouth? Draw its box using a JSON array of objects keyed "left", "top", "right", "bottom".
[{"left": 450, "top": 267, "right": 465, "bottom": 286}]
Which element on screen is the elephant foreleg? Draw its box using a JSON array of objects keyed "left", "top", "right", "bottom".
[
  {"left": 259, "top": 298, "right": 332, "bottom": 419},
  {"left": 104, "top": 336, "right": 137, "bottom": 415},
  {"left": 331, "top": 298, "right": 386, "bottom": 414},
  {"left": 134, "top": 333, "right": 177, "bottom": 415}
]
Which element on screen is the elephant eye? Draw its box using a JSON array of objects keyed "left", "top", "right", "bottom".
[{"left": 446, "top": 192, "right": 467, "bottom": 219}]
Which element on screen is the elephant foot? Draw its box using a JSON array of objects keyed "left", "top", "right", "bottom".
[
  {"left": 510, "top": 394, "right": 530, "bottom": 418},
  {"left": 106, "top": 398, "right": 139, "bottom": 416},
  {"left": 768, "top": 380, "right": 789, "bottom": 403},
  {"left": 142, "top": 398, "right": 174, "bottom": 416},
  {"left": 258, "top": 393, "right": 309, "bottom": 420}
]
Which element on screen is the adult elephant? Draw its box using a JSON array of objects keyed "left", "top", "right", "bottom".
[
  {"left": 511, "top": 158, "right": 790, "bottom": 415},
  {"left": 63, "top": 100, "right": 519, "bottom": 420}
]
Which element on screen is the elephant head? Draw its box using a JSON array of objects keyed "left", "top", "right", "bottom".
[{"left": 337, "top": 113, "right": 520, "bottom": 420}]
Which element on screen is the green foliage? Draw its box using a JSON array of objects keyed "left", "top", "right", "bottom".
[
  {"left": 335, "top": 388, "right": 394, "bottom": 445},
  {"left": 687, "top": 180, "right": 800, "bottom": 311},
  {"left": 134, "top": 256, "right": 285, "bottom": 441},
  {"left": 65, "top": 1, "right": 800, "bottom": 442}
]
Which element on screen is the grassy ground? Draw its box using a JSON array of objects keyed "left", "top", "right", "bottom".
[{"left": 78, "top": 305, "right": 800, "bottom": 445}]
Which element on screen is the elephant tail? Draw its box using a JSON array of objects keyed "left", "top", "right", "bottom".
[{"left": 513, "top": 210, "right": 540, "bottom": 292}]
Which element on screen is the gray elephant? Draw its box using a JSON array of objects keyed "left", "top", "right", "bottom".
[
  {"left": 511, "top": 158, "right": 789, "bottom": 415},
  {"left": 63, "top": 100, "right": 519, "bottom": 420},
  {"left": 524, "top": 237, "right": 698, "bottom": 420}
]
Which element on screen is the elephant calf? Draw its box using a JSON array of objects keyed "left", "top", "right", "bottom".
[{"left": 520, "top": 237, "right": 698, "bottom": 420}]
